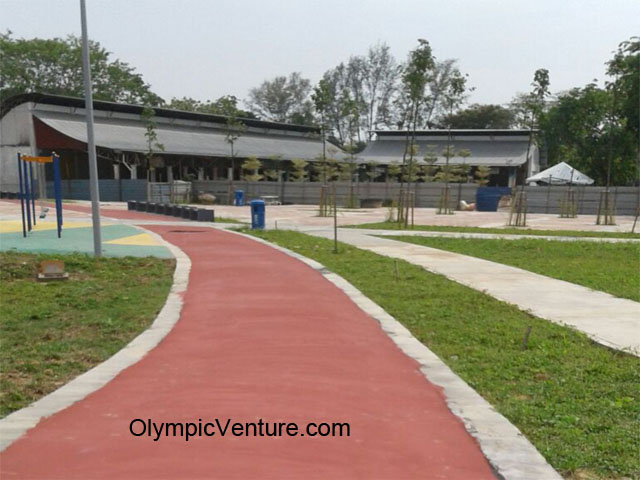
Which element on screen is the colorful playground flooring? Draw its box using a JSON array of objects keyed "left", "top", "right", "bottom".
[{"left": 0, "top": 220, "right": 172, "bottom": 258}]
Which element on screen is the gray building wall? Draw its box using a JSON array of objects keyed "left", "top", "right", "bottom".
[{"left": 0, "top": 103, "right": 38, "bottom": 192}]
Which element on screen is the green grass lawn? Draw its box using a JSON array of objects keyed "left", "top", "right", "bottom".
[
  {"left": 385, "top": 236, "right": 640, "bottom": 302},
  {"left": 215, "top": 216, "right": 245, "bottom": 223},
  {"left": 348, "top": 221, "right": 640, "bottom": 239},
  {"left": 245, "top": 229, "right": 639, "bottom": 479},
  {"left": 0, "top": 252, "right": 174, "bottom": 417}
]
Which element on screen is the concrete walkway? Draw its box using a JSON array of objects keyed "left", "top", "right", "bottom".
[
  {"left": 355, "top": 228, "right": 640, "bottom": 243},
  {"left": 1, "top": 227, "right": 497, "bottom": 479},
  {"left": 304, "top": 228, "right": 640, "bottom": 356}
]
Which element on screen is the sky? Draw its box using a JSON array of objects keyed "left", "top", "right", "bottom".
[{"left": 1, "top": 0, "right": 638, "bottom": 109}]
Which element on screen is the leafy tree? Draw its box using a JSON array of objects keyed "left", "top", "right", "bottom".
[
  {"left": 320, "top": 43, "right": 400, "bottom": 145},
  {"left": 166, "top": 96, "right": 256, "bottom": 118},
  {"left": 379, "top": 58, "right": 467, "bottom": 130},
  {"left": 313, "top": 156, "right": 339, "bottom": 182},
  {"left": 338, "top": 162, "right": 353, "bottom": 182},
  {"left": 214, "top": 95, "right": 245, "bottom": 179},
  {"left": 311, "top": 78, "right": 332, "bottom": 183},
  {"left": 246, "top": 72, "right": 313, "bottom": 124},
  {"left": 319, "top": 62, "right": 355, "bottom": 145},
  {"left": 440, "top": 71, "right": 469, "bottom": 193},
  {"left": 263, "top": 169, "right": 279, "bottom": 181},
  {"left": 141, "top": 107, "right": 164, "bottom": 162},
  {"left": 140, "top": 106, "right": 165, "bottom": 181},
  {"left": 475, "top": 165, "right": 491, "bottom": 186},
  {"left": 537, "top": 38, "right": 638, "bottom": 185},
  {"left": 399, "top": 38, "right": 435, "bottom": 199},
  {"left": 362, "top": 43, "right": 401, "bottom": 132},
  {"left": 607, "top": 37, "right": 639, "bottom": 145},
  {"left": 241, "top": 156, "right": 262, "bottom": 182},
  {"left": 539, "top": 83, "right": 635, "bottom": 185},
  {"left": 289, "top": 158, "right": 308, "bottom": 182},
  {"left": 440, "top": 104, "right": 514, "bottom": 129},
  {"left": 517, "top": 68, "right": 550, "bottom": 188},
  {"left": 386, "top": 161, "right": 402, "bottom": 182},
  {"left": 365, "top": 162, "right": 379, "bottom": 182},
  {"left": 340, "top": 88, "right": 361, "bottom": 208},
  {"left": 0, "top": 32, "right": 162, "bottom": 105}
]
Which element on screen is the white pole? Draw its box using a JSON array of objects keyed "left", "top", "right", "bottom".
[{"left": 80, "top": 0, "right": 102, "bottom": 256}]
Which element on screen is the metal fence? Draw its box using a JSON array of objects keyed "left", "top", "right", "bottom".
[{"left": 147, "top": 181, "right": 192, "bottom": 203}]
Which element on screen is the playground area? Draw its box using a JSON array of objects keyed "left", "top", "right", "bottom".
[{"left": 0, "top": 201, "right": 172, "bottom": 258}]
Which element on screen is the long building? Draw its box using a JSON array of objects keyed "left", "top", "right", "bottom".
[
  {"left": 359, "top": 130, "right": 540, "bottom": 187},
  {"left": 0, "top": 93, "right": 346, "bottom": 194}
]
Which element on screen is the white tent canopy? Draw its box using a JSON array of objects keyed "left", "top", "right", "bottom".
[{"left": 526, "top": 162, "right": 594, "bottom": 185}]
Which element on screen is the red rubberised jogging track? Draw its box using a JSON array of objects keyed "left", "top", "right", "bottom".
[{"left": 1, "top": 226, "right": 495, "bottom": 479}]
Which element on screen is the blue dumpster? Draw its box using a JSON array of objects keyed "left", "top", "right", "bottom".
[
  {"left": 476, "top": 187, "right": 511, "bottom": 212},
  {"left": 250, "top": 199, "right": 265, "bottom": 229},
  {"left": 234, "top": 190, "right": 244, "bottom": 206}
]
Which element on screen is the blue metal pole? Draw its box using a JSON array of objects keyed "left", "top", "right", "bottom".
[
  {"left": 53, "top": 155, "right": 63, "bottom": 238},
  {"left": 17, "top": 153, "right": 26, "bottom": 238},
  {"left": 22, "top": 157, "right": 32, "bottom": 232},
  {"left": 29, "top": 161, "right": 36, "bottom": 226}
]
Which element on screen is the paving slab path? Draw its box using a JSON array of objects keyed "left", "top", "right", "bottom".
[
  {"left": 0, "top": 227, "right": 496, "bottom": 479},
  {"left": 305, "top": 228, "right": 640, "bottom": 356}
]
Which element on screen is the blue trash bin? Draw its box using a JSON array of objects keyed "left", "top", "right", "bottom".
[
  {"left": 250, "top": 200, "right": 265, "bottom": 229},
  {"left": 476, "top": 187, "right": 511, "bottom": 212},
  {"left": 234, "top": 190, "right": 244, "bottom": 206}
]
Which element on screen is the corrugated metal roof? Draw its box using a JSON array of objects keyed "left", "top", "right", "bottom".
[
  {"left": 2, "top": 93, "right": 319, "bottom": 134},
  {"left": 359, "top": 138, "right": 530, "bottom": 167},
  {"left": 35, "top": 112, "right": 346, "bottom": 161},
  {"left": 373, "top": 129, "right": 535, "bottom": 137}
]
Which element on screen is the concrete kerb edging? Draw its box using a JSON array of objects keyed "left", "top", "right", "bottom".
[
  {"left": 362, "top": 228, "right": 640, "bottom": 244},
  {"left": 232, "top": 230, "right": 561, "bottom": 480},
  {"left": 0, "top": 228, "right": 191, "bottom": 452}
]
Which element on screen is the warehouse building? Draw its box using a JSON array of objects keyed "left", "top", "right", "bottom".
[
  {"left": 0, "top": 93, "right": 345, "bottom": 199},
  {"left": 359, "top": 130, "right": 540, "bottom": 187}
]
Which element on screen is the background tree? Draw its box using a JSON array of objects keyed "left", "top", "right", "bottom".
[
  {"left": 475, "top": 165, "right": 491, "bottom": 186},
  {"left": 540, "top": 83, "right": 635, "bottom": 185},
  {"left": 320, "top": 43, "right": 400, "bottom": 146},
  {"left": 607, "top": 37, "right": 639, "bottom": 146},
  {"left": 0, "top": 32, "right": 163, "bottom": 105},
  {"left": 141, "top": 107, "right": 165, "bottom": 181},
  {"left": 439, "top": 70, "right": 469, "bottom": 214},
  {"left": 421, "top": 145, "right": 438, "bottom": 181},
  {"left": 246, "top": 72, "right": 313, "bottom": 124},
  {"left": 400, "top": 38, "right": 435, "bottom": 187},
  {"left": 241, "top": 156, "right": 263, "bottom": 182},
  {"left": 379, "top": 58, "right": 467, "bottom": 130},
  {"left": 313, "top": 156, "right": 339, "bottom": 182},
  {"left": 311, "top": 79, "right": 332, "bottom": 183},
  {"left": 166, "top": 96, "right": 256, "bottom": 118},
  {"left": 537, "top": 38, "right": 638, "bottom": 185},
  {"left": 215, "top": 96, "right": 245, "bottom": 164},
  {"left": 361, "top": 43, "right": 401, "bottom": 133},
  {"left": 340, "top": 89, "right": 361, "bottom": 206},
  {"left": 522, "top": 68, "right": 550, "bottom": 186},
  {"left": 365, "top": 162, "right": 379, "bottom": 182},
  {"left": 386, "top": 161, "right": 401, "bottom": 182},
  {"left": 440, "top": 104, "right": 514, "bottom": 129},
  {"left": 289, "top": 158, "right": 308, "bottom": 182}
]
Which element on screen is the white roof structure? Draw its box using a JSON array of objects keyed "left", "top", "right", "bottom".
[
  {"left": 526, "top": 162, "right": 594, "bottom": 185},
  {"left": 33, "top": 111, "right": 339, "bottom": 161},
  {"left": 360, "top": 130, "right": 537, "bottom": 170}
]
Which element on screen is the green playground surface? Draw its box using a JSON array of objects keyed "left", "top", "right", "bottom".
[{"left": 0, "top": 221, "right": 172, "bottom": 258}]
